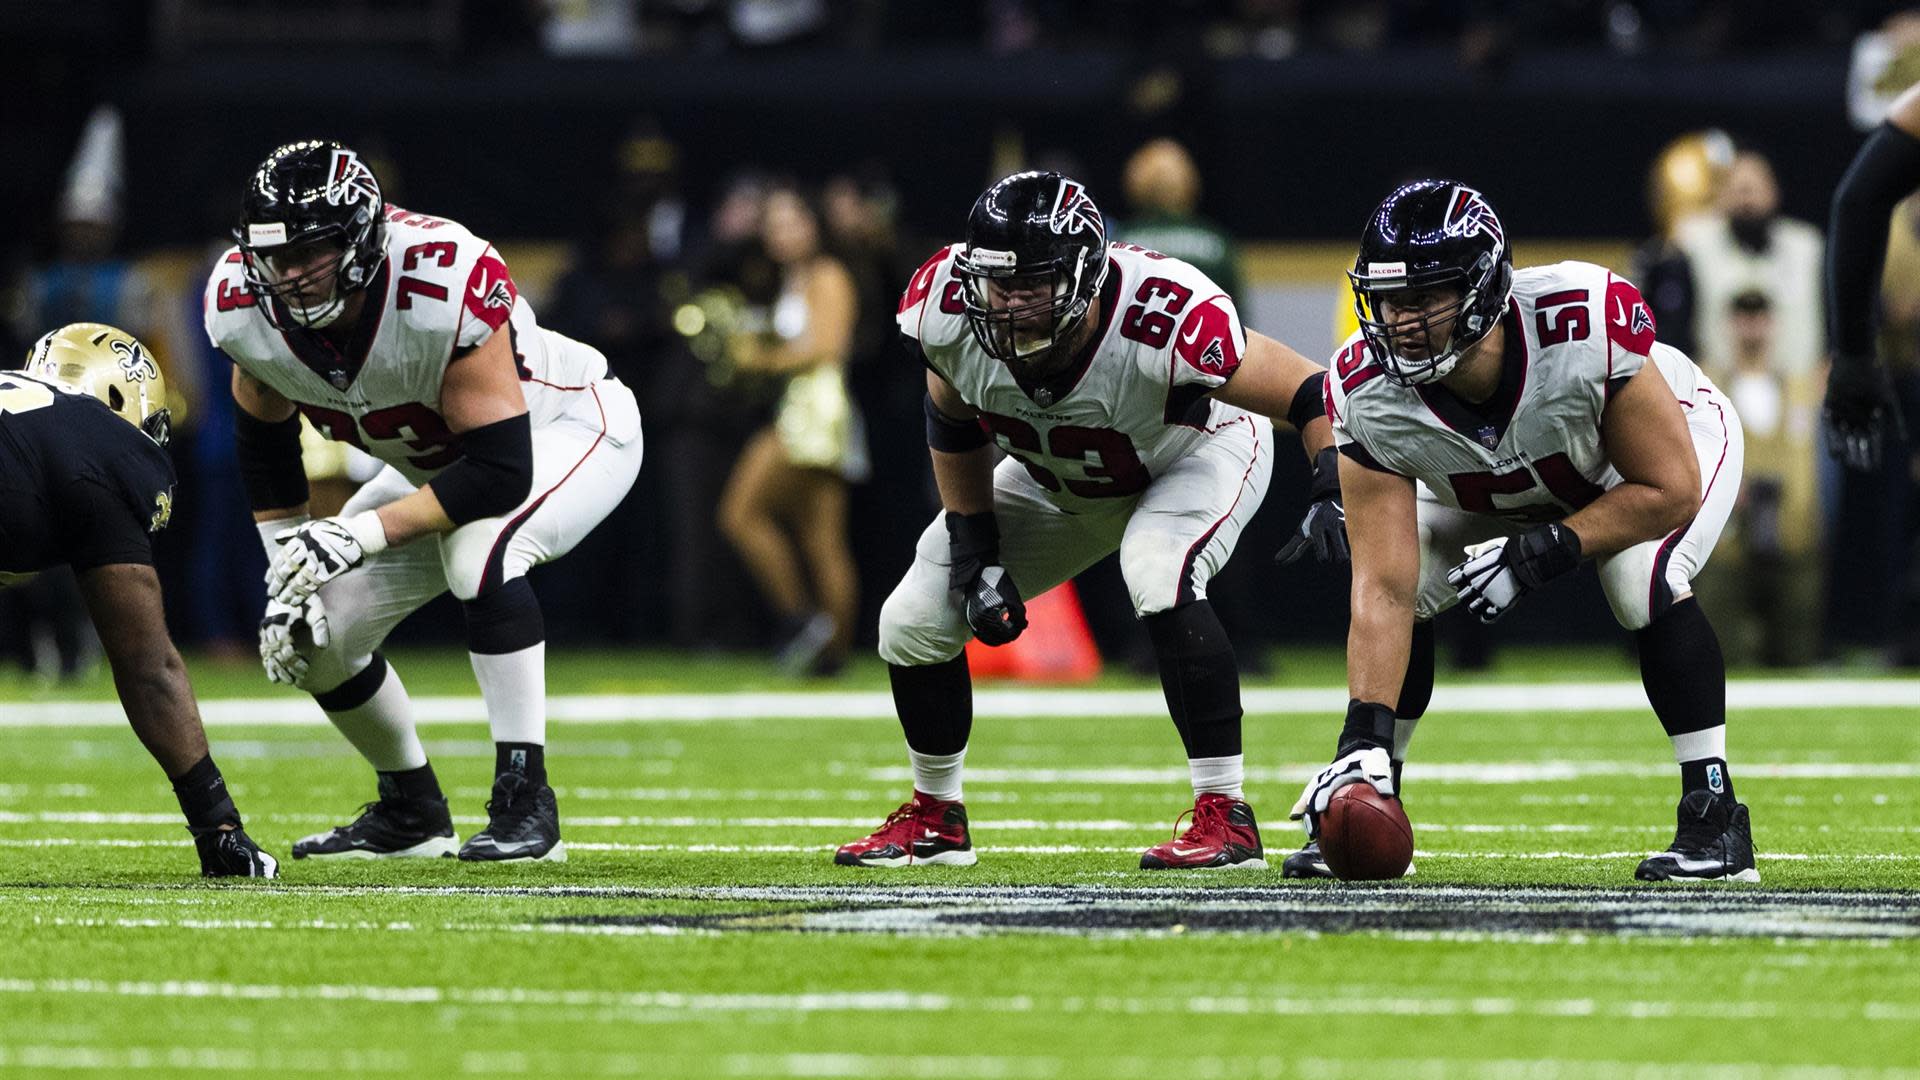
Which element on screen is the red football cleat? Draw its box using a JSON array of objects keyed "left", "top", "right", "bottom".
[
  {"left": 1139, "top": 792, "right": 1268, "bottom": 870},
  {"left": 834, "top": 793, "right": 977, "bottom": 867}
]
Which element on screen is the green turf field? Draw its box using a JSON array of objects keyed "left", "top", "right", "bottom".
[{"left": 2, "top": 650, "right": 1917, "bottom": 1078}]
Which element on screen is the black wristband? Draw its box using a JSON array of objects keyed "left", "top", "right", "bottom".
[
  {"left": 1513, "top": 522, "right": 1583, "bottom": 588},
  {"left": 1287, "top": 371, "right": 1328, "bottom": 431},
  {"left": 945, "top": 511, "right": 1000, "bottom": 591},
  {"left": 431, "top": 412, "right": 534, "bottom": 525},
  {"left": 1336, "top": 699, "right": 1396, "bottom": 756},
  {"left": 234, "top": 409, "right": 309, "bottom": 512},
  {"left": 172, "top": 754, "right": 241, "bottom": 837},
  {"left": 925, "top": 393, "right": 989, "bottom": 453}
]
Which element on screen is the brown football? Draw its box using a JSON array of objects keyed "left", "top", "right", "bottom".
[{"left": 1318, "top": 784, "right": 1414, "bottom": 881}]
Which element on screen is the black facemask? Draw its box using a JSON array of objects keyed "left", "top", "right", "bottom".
[{"left": 1728, "top": 211, "right": 1774, "bottom": 254}]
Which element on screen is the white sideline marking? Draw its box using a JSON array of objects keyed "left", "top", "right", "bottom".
[
  {"left": 866, "top": 762, "right": 1920, "bottom": 784},
  {"left": 3, "top": 677, "right": 1920, "bottom": 727},
  {"left": 1, "top": 977, "right": 1913, "bottom": 1026}
]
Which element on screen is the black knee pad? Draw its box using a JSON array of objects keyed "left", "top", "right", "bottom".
[
  {"left": 312, "top": 652, "right": 390, "bottom": 713},
  {"left": 463, "top": 577, "right": 546, "bottom": 656}
]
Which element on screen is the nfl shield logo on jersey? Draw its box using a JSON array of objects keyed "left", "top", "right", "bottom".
[{"left": 1474, "top": 425, "right": 1499, "bottom": 450}]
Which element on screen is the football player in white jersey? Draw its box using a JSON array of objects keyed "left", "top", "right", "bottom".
[
  {"left": 1285, "top": 180, "right": 1756, "bottom": 882},
  {"left": 835, "top": 171, "right": 1343, "bottom": 870},
  {"left": 203, "top": 141, "right": 644, "bottom": 863}
]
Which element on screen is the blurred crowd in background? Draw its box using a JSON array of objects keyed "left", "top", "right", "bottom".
[{"left": 5, "top": 1, "right": 1920, "bottom": 680}]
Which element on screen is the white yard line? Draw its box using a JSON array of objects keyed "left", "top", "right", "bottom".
[{"left": 4, "top": 678, "right": 1920, "bottom": 728}]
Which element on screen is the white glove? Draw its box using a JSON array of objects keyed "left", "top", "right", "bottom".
[
  {"left": 266, "top": 511, "right": 387, "bottom": 605},
  {"left": 260, "top": 593, "right": 330, "bottom": 686},
  {"left": 1290, "top": 746, "right": 1395, "bottom": 839},
  {"left": 1447, "top": 537, "right": 1520, "bottom": 622},
  {"left": 1446, "top": 522, "right": 1584, "bottom": 624},
  {"left": 255, "top": 515, "right": 309, "bottom": 561}
]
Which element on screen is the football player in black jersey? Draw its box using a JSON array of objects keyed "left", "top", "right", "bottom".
[{"left": 3, "top": 324, "right": 277, "bottom": 877}]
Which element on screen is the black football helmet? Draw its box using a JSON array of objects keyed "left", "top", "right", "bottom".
[
  {"left": 953, "top": 170, "right": 1110, "bottom": 378},
  {"left": 1349, "top": 179, "right": 1513, "bottom": 385},
  {"left": 234, "top": 140, "right": 387, "bottom": 329}
]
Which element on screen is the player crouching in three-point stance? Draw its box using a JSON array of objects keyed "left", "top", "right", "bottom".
[
  {"left": 3, "top": 325, "right": 275, "bottom": 877},
  {"left": 836, "top": 171, "right": 1344, "bottom": 870},
  {"left": 205, "top": 141, "right": 643, "bottom": 863},
  {"left": 1284, "top": 180, "right": 1756, "bottom": 883}
]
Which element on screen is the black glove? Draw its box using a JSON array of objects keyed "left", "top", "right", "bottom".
[
  {"left": 1825, "top": 356, "right": 1908, "bottom": 472},
  {"left": 946, "top": 511, "right": 1027, "bottom": 646},
  {"left": 1275, "top": 446, "right": 1349, "bottom": 566},
  {"left": 194, "top": 826, "right": 279, "bottom": 878}
]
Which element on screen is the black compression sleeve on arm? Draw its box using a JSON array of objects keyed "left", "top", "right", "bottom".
[
  {"left": 924, "top": 392, "right": 989, "bottom": 452},
  {"left": 233, "top": 410, "right": 309, "bottom": 512},
  {"left": 429, "top": 412, "right": 534, "bottom": 525},
  {"left": 1829, "top": 122, "right": 1920, "bottom": 358},
  {"left": 1287, "top": 371, "right": 1328, "bottom": 431}
]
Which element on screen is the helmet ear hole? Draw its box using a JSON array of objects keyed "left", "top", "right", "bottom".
[{"left": 108, "top": 386, "right": 125, "bottom": 412}]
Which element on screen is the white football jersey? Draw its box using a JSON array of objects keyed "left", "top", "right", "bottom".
[
  {"left": 1327, "top": 260, "right": 1715, "bottom": 523},
  {"left": 204, "top": 206, "right": 609, "bottom": 485},
  {"left": 898, "top": 242, "right": 1253, "bottom": 507}
]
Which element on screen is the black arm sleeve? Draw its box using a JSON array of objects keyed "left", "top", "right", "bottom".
[
  {"left": 429, "top": 412, "right": 534, "bottom": 525},
  {"left": 925, "top": 392, "right": 989, "bottom": 452},
  {"left": 234, "top": 409, "right": 309, "bottom": 512},
  {"left": 1828, "top": 122, "right": 1920, "bottom": 359},
  {"left": 1287, "top": 371, "right": 1328, "bottom": 431}
]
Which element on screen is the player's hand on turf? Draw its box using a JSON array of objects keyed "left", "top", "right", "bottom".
[
  {"left": 259, "top": 593, "right": 330, "bottom": 686},
  {"left": 1290, "top": 746, "right": 1394, "bottom": 839},
  {"left": 946, "top": 510, "right": 1027, "bottom": 646},
  {"left": 266, "top": 511, "right": 387, "bottom": 605},
  {"left": 1276, "top": 445, "right": 1349, "bottom": 566},
  {"left": 1824, "top": 356, "right": 1907, "bottom": 472},
  {"left": 195, "top": 825, "right": 279, "bottom": 879},
  {"left": 1446, "top": 523, "right": 1582, "bottom": 624}
]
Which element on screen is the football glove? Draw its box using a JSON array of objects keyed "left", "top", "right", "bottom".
[
  {"left": 1824, "top": 356, "right": 1907, "bottom": 472},
  {"left": 1290, "top": 745, "right": 1395, "bottom": 840},
  {"left": 1446, "top": 522, "right": 1582, "bottom": 624},
  {"left": 946, "top": 511, "right": 1027, "bottom": 646},
  {"left": 266, "top": 511, "right": 387, "bottom": 605},
  {"left": 1275, "top": 446, "right": 1349, "bottom": 566},
  {"left": 194, "top": 825, "right": 279, "bottom": 879},
  {"left": 260, "top": 593, "right": 330, "bottom": 686}
]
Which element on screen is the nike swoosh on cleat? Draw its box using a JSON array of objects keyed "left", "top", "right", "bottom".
[{"left": 1168, "top": 846, "right": 1211, "bottom": 857}]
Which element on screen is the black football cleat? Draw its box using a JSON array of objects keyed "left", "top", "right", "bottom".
[
  {"left": 1281, "top": 840, "right": 1334, "bottom": 879},
  {"left": 292, "top": 797, "right": 458, "bottom": 860},
  {"left": 459, "top": 772, "right": 566, "bottom": 862},
  {"left": 1281, "top": 839, "right": 1416, "bottom": 879},
  {"left": 1635, "top": 789, "right": 1759, "bottom": 883},
  {"left": 195, "top": 826, "right": 279, "bottom": 878}
]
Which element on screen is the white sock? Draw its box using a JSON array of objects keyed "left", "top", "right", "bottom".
[
  {"left": 1393, "top": 716, "right": 1420, "bottom": 760},
  {"left": 908, "top": 745, "right": 966, "bottom": 802},
  {"left": 1670, "top": 726, "right": 1726, "bottom": 764},
  {"left": 471, "top": 643, "right": 547, "bottom": 746},
  {"left": 1189, "top": 754, "right": 1244, "bottom": 799},
  {"left": 325, "top": 662, "right": 426, "bottom": 772}
]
